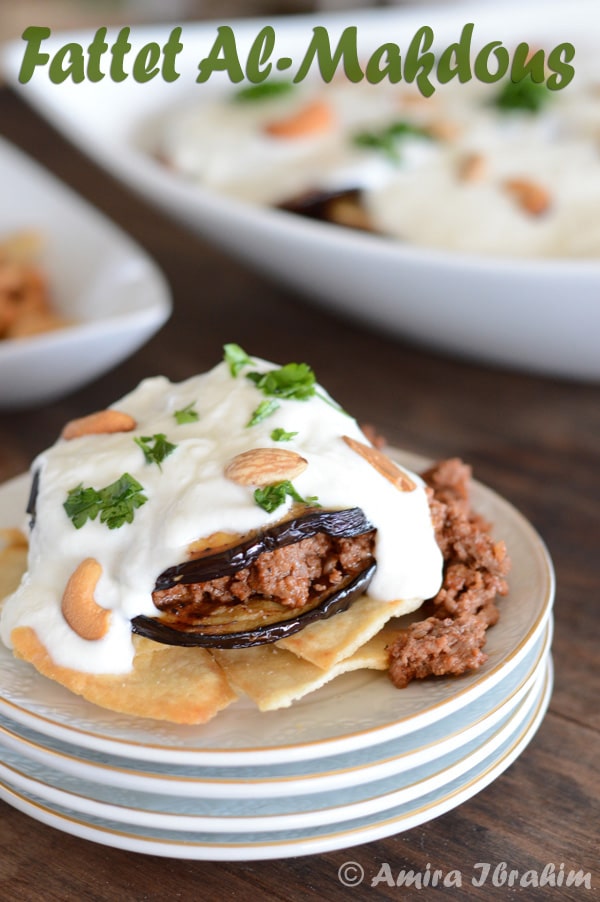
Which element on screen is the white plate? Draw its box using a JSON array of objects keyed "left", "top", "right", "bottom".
[
  {"left": 0, "top": 620, "right": 552, "bottom": 800},
  {"left": 0, "top": 450, "right": 554, "bottom": 764},
  {"left": 0, "top": 659, "right": 552, "bottom": 859},
  {"left": 4, "top": 3, "right": 599, "bottom": 380},
  {"left": 0, "top": 138, "right": 171, "bottom": 407},
  {"left": 0, "top": 652, "right": 548, "bottom": 833}
]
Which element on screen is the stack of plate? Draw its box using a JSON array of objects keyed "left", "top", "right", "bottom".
[{"left": 0, "top": 466, "right": 554, "bottom": 860}]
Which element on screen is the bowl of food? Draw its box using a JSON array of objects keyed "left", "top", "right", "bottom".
[
  {"left": 0, "top": 138, "right": 171, "bottom": 408},
  {"left": 4, "top": 0, "right": 599, "bottom": 379}
]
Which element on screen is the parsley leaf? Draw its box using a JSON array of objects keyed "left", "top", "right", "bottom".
[
  {"left": 247, "top": 399, "right": 280, "bottom": 427},
  {"left": 224, "top": 343, "right": 255, "bottom": 377},
  {"left": 134, "top": 433, "right": 177, "bottom": 469},
  {"left": 353, "top": 120, "right": 433, "bottom": 162},
  {"left": 253, "top": 481, "right": 320, "bottom": 514},
  {"left": 247, "top": 361, "right": 347, "bottom": 415},
  {"left": 174, "top": 402, "right": 199, "bottom": 425},
  {"left": 271, "top": 427, "right": 298, "bottom": 442},
  {"left": 233, "top": 81, "right": 295, "bottom": 103},
  {"left": 64, "top": 474, "right": 147, "bottom": 530},
  {"left": 493, "top": 78, "right": 551, "bottom": 113}
]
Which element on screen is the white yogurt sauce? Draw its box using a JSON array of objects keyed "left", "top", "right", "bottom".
[
  {"left": 157, "top": 74, "right": 600, "bottom": 258},
  {"left": 0, "top": 356, "right": 443, "bottom": 675}
]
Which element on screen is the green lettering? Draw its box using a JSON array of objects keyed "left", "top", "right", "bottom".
[
  {"left": 404, "top": 26, "right": 436, "bottom": 98},
  {"left": 365, "top": 43, "right": 402, "bottom": 85},
  {"left": 293, "top": 26, "right": 363, "bottom": 84},
  {"left": 86, "top": 27, "right": 107, "bottom": 82},
  {"left": 474, "top": 41, "right": 510, "bottom": 83},
  {"left": 18, "top": 26, "right": 51, "bottom": 84},
  {"left": 546, "top": 43, "right": 575, "bottom": 90},
  {"left": 110, "top": 27, "right": 132, "bottom": 83},
  {"left": 437, "top": 22, "right": 474, "bottom": 84},
  {"left": 48, "top": 43, "right": 85, "bottom": 84},
  {"left": 197, "top": 26, "right": 244, "bottom": 83},
  {"left": 133, "top": 42, "right": 161, "bottom": 82},
  {"left": 511, "top": 43, "right": 545, "bottom": 84},
  {"left": 245, "top": 26, "right": 275, "bottom": 83},
  {"left": 162, "top": 27, "right": 182, "bottom": 82}
]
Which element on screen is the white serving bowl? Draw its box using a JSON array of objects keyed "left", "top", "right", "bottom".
[
  {"left": 4, "top": 0, "right": 599, "bottom": 380},
  {"left": 0, "top": 139, "right": 171, "bottom": 408}
]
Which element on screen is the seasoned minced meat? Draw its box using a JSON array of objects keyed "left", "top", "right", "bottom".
[
  {"left": 153, "top": 531, "right": 376, "bottom": 616},
  {"left": 388, "top": 457, "right": 510, "bottom": 688}
]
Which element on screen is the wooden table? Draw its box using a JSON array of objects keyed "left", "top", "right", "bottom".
[{"left": 0, "top": 86, "right": 598, "bottom": 901}]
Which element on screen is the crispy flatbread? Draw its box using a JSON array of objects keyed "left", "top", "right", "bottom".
[
  {"left": 211, "top": 625, "right": 392, "bottom": 711},
  {"left": 276, "top": 594, "right": 423, "bottom": 670},
  {"left": 10, "top": 627, "right": 237, "bottom": 725},
  {"left": 0, "top": 530, "right": 28, "bottom": 610}
]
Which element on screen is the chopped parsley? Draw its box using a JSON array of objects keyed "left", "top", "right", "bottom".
[
  {"left": 134, "top": 433, "right": 177, "bottom": 469},
  {"left": 64, "top": 474, "right": 147, "bottom": 530},
  {"left": 173, "top": 402, "right": 199, "bottom": 424},
  {"left": 247, "top": 360, "right": 346, "bottom": 416},
  {"left": 353, "top": 120, "right": 433, "bottom": 162},
  {"left": 247, "top": 362, "right": 317, "bottom": 401},
  {"left": 253, "top": 480, "right": 320, "bottom": 514},
  {"left": 233, "top": 81, "right": 295, "bottom": 103},
  {"left": 224, "top": 343, "right": 255, "bottom": 377},
  {"left": 247, "top": 399, "right": 280, "bottom": 427},
  {"left": 493, "top": 78, "right": 551, "bottom": 113},
  {"left": 271, "top": 427, "right": 298, "bottom": 442}
]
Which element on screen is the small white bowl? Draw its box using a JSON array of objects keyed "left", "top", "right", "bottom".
[
  {"left": 4, "top": 0, "right": 599, "bottom": 380},
  {"left": 0, "top": 138, "right": 171, "bottom": 408}
]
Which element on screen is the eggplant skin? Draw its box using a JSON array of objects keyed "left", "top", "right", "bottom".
[
  {"left": 154, "top": 507, "right": 373, "bottom": 590},
  {"left": 131, "top": 562, "right": 376, "bottom": 648}
]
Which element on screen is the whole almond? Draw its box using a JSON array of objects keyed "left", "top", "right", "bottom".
[
  {"left": 61, "top": 558, "right": 111, "bottom": 641},
  {"left": 264, "top": 100, "right": 335, "bottom": 139},
  {"left": 504, "top": 178, "right": 550, "bottom": 216},
  {"left": 342, "top": 436, "right": 416, "bottom": 492},
  {"left": 225, "top": 448, "right": 308, "bottom": 487},
  {"left": 62, "top": 409, "right": 137, "bottom": 440}
]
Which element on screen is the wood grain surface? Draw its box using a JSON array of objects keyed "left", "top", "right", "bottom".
[{"left": 0, "top": 86, "right": 598, "bottom": 901}]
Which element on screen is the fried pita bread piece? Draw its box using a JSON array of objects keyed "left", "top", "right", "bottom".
[
  {"left": 211, "top": 624, "right": 396, "bottom": 711},
  {"left": 276, "top": 594, "right": 424, "bottom": 670},
  {"left": 10, "top": 627, "right": 237, "bottom": 724}
]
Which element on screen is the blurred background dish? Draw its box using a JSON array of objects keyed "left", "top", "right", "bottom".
[
  {"left": 0, "top": 138, "right": 171, "bottom": 408},
  {"left": 2, "top": 1, "right": 599, "bottom": 382}
]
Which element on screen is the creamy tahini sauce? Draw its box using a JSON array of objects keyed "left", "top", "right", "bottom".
[
  {"left": 157, "top": 75, "right": 600, "bottom": 258},
  {"left": 0, "top": 357, "right": 443, "bottom": 675}
]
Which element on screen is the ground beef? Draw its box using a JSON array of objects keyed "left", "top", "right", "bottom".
[
  {"left": 388, "top": 457, "right": 510, "bottom": 689},
  {"left": 152, "top": 531, "right": 376, "bottom": 622}
]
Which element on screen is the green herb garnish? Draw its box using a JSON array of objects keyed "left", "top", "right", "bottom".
[
  {"left": 134, "top": 433, "right": 177, "bottom": 469},
  {"left": 253, "top": 480, "right": 319, "bottom": 514},
  {"left": 493, "top": 78, "right": 551, "bottom": 113},
  {"left": 223, "top": 343, "right": 255, "bottom": 377},
  {"left": 64, "top": 474, "right": 147, "bottom": 530},
  {"left": 247, "top": 361, "right": 345, "bottom": 414},
  {"left": 174, "top": 402, "right": 199, "bottom": 425},
  {"left": 353, "top": 120, "right": 432, "bottom": 162},
  {"left": 233, "top": 81, "right": 295, "bottom": 103},
  {"left": 271, "top": 427, "right": 299, "bottom": 442},
  {"left": 247, "top": 399, "right": 280, "bottom": 427}
]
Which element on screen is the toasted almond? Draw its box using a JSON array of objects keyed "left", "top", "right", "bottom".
[
  {"left": 458, "top": 152, "right": 487, "bottom": 182},
  {"left": 61, "top": 558, "right": 111, "bottom": 641},
  {"left": 425, "top": 120, "right": 462, "bottom": 141},
  {"left": 342, "top": 436, "right": 416, "bottom": 492},
  {"left": 504, "top": 178, "right": 551, "bottom": 216},
  {"left": 264, "top": 100, "right": 335, "bottom": 139},
  {"left": 62, "top": 409, "right": 137, "bottom": 440},
  {"left": 225, "top": 448, "right": 308, "bottom": 487}
]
